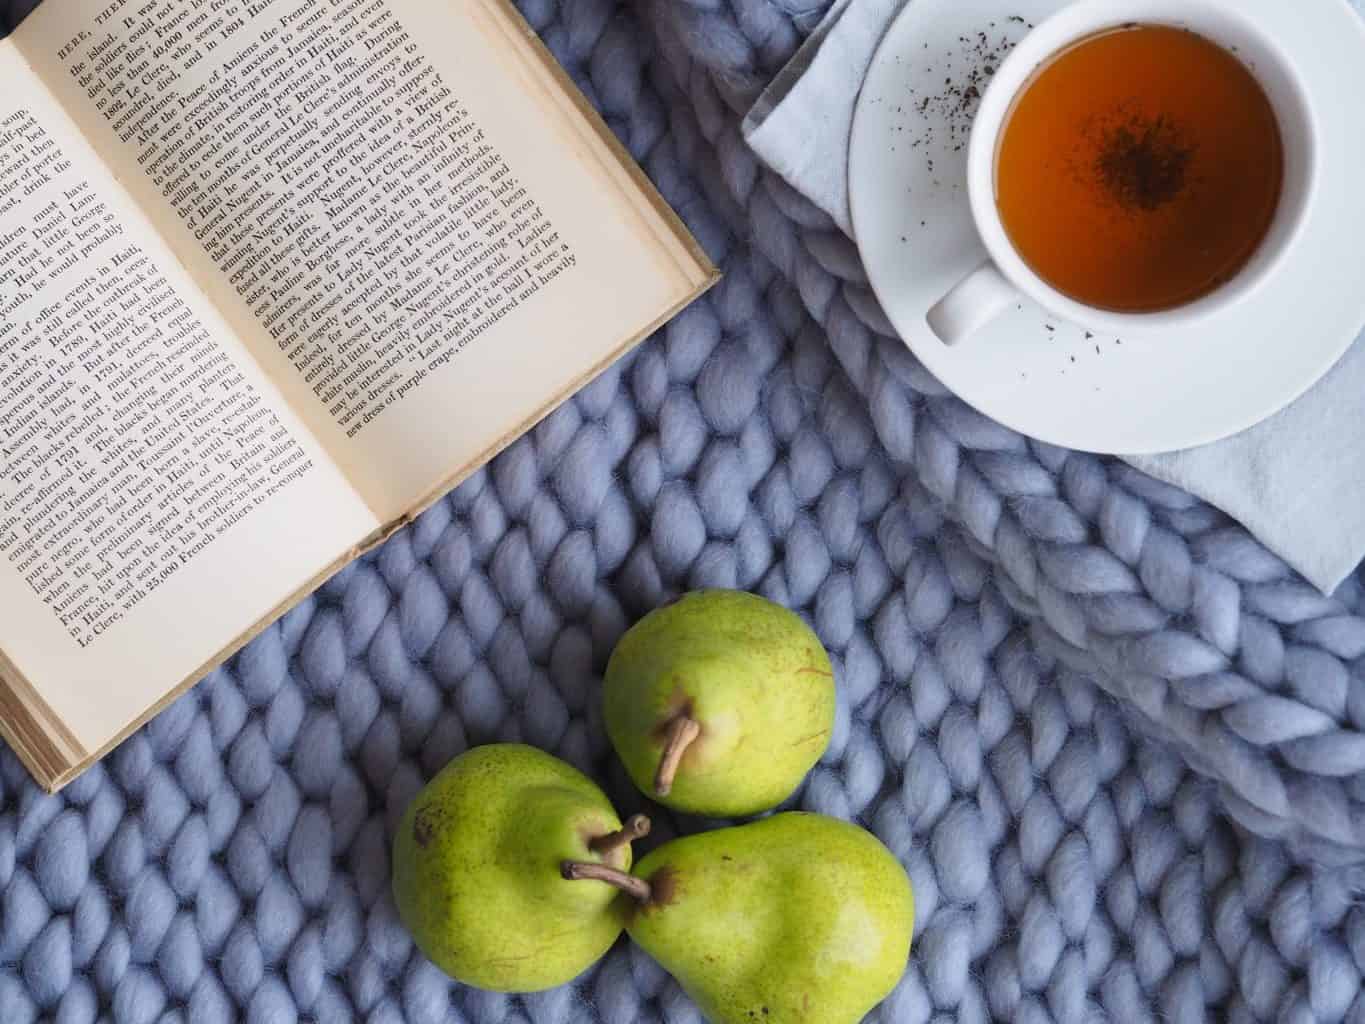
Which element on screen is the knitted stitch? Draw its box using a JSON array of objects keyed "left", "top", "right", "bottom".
[
  {"left": 644, "top": 0, "right": 1365, "bottom": 862},
  {"left": 1, "top": 0, "right": 1365, "bottom": 1021}
]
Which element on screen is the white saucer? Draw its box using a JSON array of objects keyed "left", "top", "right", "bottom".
[{"left": 849, "top": 0, "right": 1365, "bottom": 455}]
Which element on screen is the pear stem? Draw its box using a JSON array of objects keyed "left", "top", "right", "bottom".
[
  {"left": 589, "top": 814, "right": 652, "bottom": 857},
  {"left": 655, "top": 716, "right": 701, "bottom": 797},
  {"left": 561, "top": 861, "right": 652, "bottom": 903}
]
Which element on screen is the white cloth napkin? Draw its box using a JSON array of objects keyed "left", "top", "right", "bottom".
[{"left": 743, "top": 0, "right": 1365, "bottom": 594}]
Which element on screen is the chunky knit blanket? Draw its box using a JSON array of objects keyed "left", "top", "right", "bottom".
[{"left": 4, "top": 0, "right": 1365, "bottom": 1020}]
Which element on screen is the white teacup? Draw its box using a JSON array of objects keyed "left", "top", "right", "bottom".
[{"left": 926, "top": 0, "right": 1318, "bottom": 346}]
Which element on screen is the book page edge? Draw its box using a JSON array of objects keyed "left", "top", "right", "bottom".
[
  {"left": 33, "top": 535, "right": 373, "bottom": 794},
  {"left": 0, "top": 653, "right": 85, "bottom": 793},
  {"left": 481, "top": 0, "right": 718, "bottom": 287}
]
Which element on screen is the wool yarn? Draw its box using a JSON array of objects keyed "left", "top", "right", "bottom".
[{"left": 2, "top": 0, "right": 1365, "bottom": 1020}]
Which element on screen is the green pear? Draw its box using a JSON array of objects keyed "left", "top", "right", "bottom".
[
  {"left": 563, "top": 812, "right": 914, "bottom": 1023},
  {"left": 392, "top": 743, "right": 650, "bottom": 992},
  {"left": 604, "top": 590, "right": 835, "bottom": 816}
]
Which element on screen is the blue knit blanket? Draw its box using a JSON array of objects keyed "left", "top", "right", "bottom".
[{"left": 4, "top": 0, "right": 1365, "bottom": 1020}]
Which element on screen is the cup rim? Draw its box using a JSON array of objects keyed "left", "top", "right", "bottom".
[{"left": 965, "top": 0, "right": 1319, "bottom": 334}]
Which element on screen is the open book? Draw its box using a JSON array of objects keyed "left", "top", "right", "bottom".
[{"left": 0, "top": 0, "right": 717, "bottom": 791}]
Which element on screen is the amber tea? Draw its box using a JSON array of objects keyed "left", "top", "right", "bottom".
[{"left": 994, "top": 24, "right": 1284, "bottom": 313}]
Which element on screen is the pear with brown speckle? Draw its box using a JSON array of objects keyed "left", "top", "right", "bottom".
[{"left": 392, "top": 744, "right": 648, "bottom": 992}]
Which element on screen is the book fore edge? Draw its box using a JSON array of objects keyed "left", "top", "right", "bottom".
[{"left": 478, "top": 0, "right": 717, "bottom": 285}]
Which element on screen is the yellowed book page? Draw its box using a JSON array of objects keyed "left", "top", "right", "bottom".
[
  {"left": 14, "top": 0, "right": 714, "bottom": 522},
  {"left": 0, "top": 48, "right": 376, "bottom": 758}
]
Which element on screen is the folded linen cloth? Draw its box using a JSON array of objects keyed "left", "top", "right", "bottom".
[{"left": 743, "top": 0, "right": 1365, "bottom": 593}]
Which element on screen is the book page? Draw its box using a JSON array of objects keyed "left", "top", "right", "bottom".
[
  {"left": 14, "top": 0, "right": 715, "bottom": 522},
  {"left": 0, "top": 47, "right": 376, "bottom": 765}
]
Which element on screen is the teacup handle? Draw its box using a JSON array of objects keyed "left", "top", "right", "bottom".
[{"left": 927, "top": 260, "right": 1019, "bottom": 345}]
